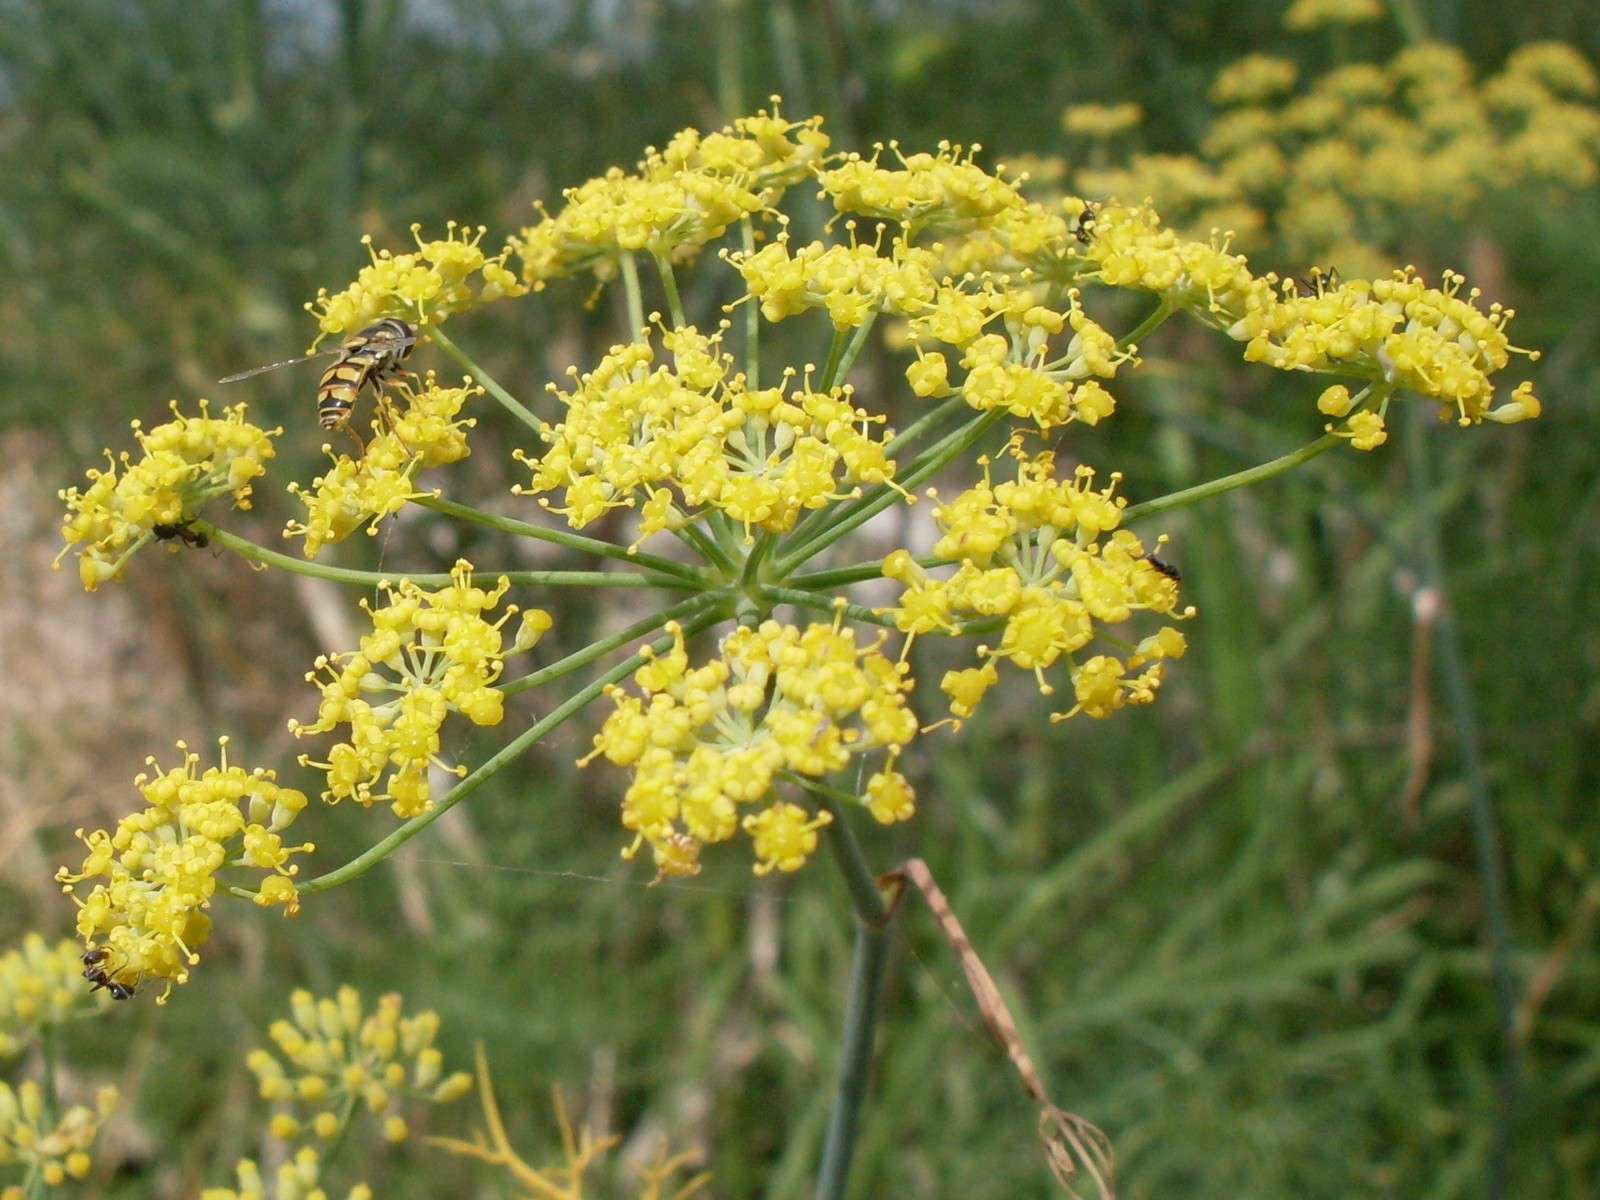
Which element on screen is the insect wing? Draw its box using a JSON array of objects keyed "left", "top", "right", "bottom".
[{"left": 218, "top": 349, "right": 338, "bottom": 384}]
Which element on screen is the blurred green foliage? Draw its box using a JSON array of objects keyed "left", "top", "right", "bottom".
[{"left": 3, "top": 2, "right": 1598, "bottom": 1198}]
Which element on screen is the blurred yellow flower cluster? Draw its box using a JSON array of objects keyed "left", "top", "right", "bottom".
[
  {"left": 522, "top": 325, "right": 897, "bottom": 542},
  {"left": 56, "top": 400, "right": 277, "bottom": 590},
  {"left": 0, "top": 936, "right": 107, "bottom": 1059},
  {"left": 1065, "top": 40, "right": 1600, "bottom": 268},
  {"left": 245, "top": 988, "right": 472, "bottom": 1148},
  {"left": 285, "top": 373, "right": 481, "bottom": 556},
  {"left": 0, "top": 1080, "right": 117, "bottom": 1194},
  {"left": 292, "top": 561, "right": 551, "bottom": 818},
  {"left": 885, "top": 442, "right": 1190, "bottom": 722},
  {"left": 56, "top": 740, "right": 312, "bottom": 1001},
  {"left": 587, "top": 618, "right": 917, "bottom": 878},
  {"left": 506, "top": 105, "right": 828, "bottom": 287},
  {"left": 307, "top": 222, "right": 524, "bottom": 345},
  {"left": 202, "top": 1146, "right": 371, "bottom": 1200}
]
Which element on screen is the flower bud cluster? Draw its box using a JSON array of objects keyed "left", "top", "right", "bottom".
[
  {"left": 586, "top": 619, "right": 918, "bottom": 879},
  {"left": 0, "top": 1080, "right": 117, "bottom": 1192},
  {"left": 0, "top": 936, "right": 108, "bottom": 1059},
  {"left": 56, "top": 740, "right": 313, "bottom": 1000},
  {"left": 244, "top": 988, "right": 471, "bottom": 1149},
  {"left": 201, "top": 1147, "right": 372, "bottom": 1200},
  {"left": 292, "top": 561, "right": 551, "bottom": 818},
  {"left": 57, "top": 400, "right": 278, "bottom": 590}
]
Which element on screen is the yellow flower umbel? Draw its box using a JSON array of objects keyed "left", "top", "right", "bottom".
[
  {"left": 306, "top": 221, "right": 523, "bottom": 347},
  {"left": 506, "top": 105, "right": 828, "bottom": 288},
  {"left": 285, "top": 373, "right": 481, "bottom": 557},
  {"left": 291, "top": 561, "right": 552, "bottom": 818},
  {"left": 883, "top": 443, "right": 1192, "bottom": 724},
  {"left": 56, "top": 400, "right": 278, "bottom": 590},
  {"left": 244, "top": 987, "right": 471, "bottom": 1150},
  {"left": 522, "top": 325, "right": 899, "bottom": 544},
  {"left": 0, "top": 936, "right": 109, "bottom": 1059},
  {"left": 55, "top": 739, "right": 312, "bottom": 1001},
  {"left": 586, "top": 619, "right": 918, "bottom": 879},
  {"left": 0, "top": 1081, "right": 117, "bottom": 1193},
  {"left": 1232, "top": 267, "right": 1542, "bottom": 428},
  {"left": 202, "top": 1146, "right": 371, "bottom": 1200}
]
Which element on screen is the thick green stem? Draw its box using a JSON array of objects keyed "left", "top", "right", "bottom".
[
  {"left": 501, "top": 591, "right": 728, "bottom": 697},
  {"left": 652, "top": 251, "right": 687, "bottom": 329},
  {"left": 428, "top": 328, "right": 542, "bottom": 433},
  {"left": 1405, "top": 406, "right": 1517, "bottom": 1200},
  {"left": 294, "top": 606, "right": 728, "bottom": 895},
  {"left": 197, "top": 521, "right": 693, "bottom": 591},
  {"left": 791, "top": 777, "right": 891, "bottom": 1200},
  {"left": 416, "top": 495, "right": 703, "bottom": 583}
]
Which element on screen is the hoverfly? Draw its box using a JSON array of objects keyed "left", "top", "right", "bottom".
[
  {"left": 219, "top": 318, "right": 419, "bottom": 451},
  {"left": 81, "top": 947, "right": 136, "bottom": 1001}
]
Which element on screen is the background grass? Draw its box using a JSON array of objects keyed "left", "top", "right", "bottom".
[{"left": 2, "top": 2, "right": 1597, "bottom": 1197}]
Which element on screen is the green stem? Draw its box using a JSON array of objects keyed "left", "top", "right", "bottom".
[
  {"left": 1116, "top": 298, "right": 1176, "bottom": 350},
  {"left": 501, "top": 591, "right": 728, "bottom": 697},
  {"left": 819, "top": 326, "right": 850, "bottom": 392},
  {"left": 652, "top": 251, "right": 687, "bottom": 329},
  {"left": 1119, "top": 431, "right": 1344, "bottom": 524},
  {"left": 773, "top": 411, "right": 1004, "bottom": 577},
  {"left": 821, "top": 314, "right": 877, "bottom": 392},
  {"left": 197, "top": 521, "right": 694, "bottom": 591},
  {"left": 793, "top": 777, "right": 891, "bottom": 1200},
  {"left": 741, "top": 218, "right": 761, "bottom": 389},
  {"left": 296, "top": 606, "right": 729, "bottom": 895},
  {"left": 416, "top": 496, "right": 703, "bottom": 583},
  {"left": 676, "top": 521, "right": 739, "bottom": 574},
  {"left": 40, "top": 1026, "right": 58, "bottom": 1121},
  {"left": 883, "top": 394, "right": 969, "bottom": 458},
  {"left": 788, "top": 554, "right": 952, "bottom": 591},
  {"left": 1405, "top": 406, "right": 1517, "bottom": 1200},
  {"left": 428, "top": 328, "right": 542, "bottom": 433},
  {"left": 620, "top": 252, "right": 647, "bottom": 335},
  {"left": 789, "top": 775, "right": 889, "bottom": 925},
  {"left": 741, "top": 531, "right": 776, "bottom": 586},
  {"left": 761, "top": 586, "right": 893, "bottom": 628},
  {"left": 319, "top": 1093, "right": 362, "bottom": 1170}
]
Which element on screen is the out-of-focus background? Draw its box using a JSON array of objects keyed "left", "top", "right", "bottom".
[{"left": 3, "top": 2, "right": 1597, "bottom": 1197}]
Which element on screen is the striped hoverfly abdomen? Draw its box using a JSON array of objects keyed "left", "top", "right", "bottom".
[{"left": 220, "top": 318, "right": 418, "bottom": 451}]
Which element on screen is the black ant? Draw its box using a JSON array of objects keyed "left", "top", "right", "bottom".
[
  {"left": 1292, "top": 265, "right": 1341, "bottom": 298},
  {"left": 81, "top": 947, "right": 137, "bottom": 1001},
  {"left": 152, "top": 518, "right": 209, "bottom": 550},
  {"left": 1070, "top": 202, "right": 1099, "bottom": 245},
  {"left": 1144, "top": 554, "right": 1182, "bottom": 583}
]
